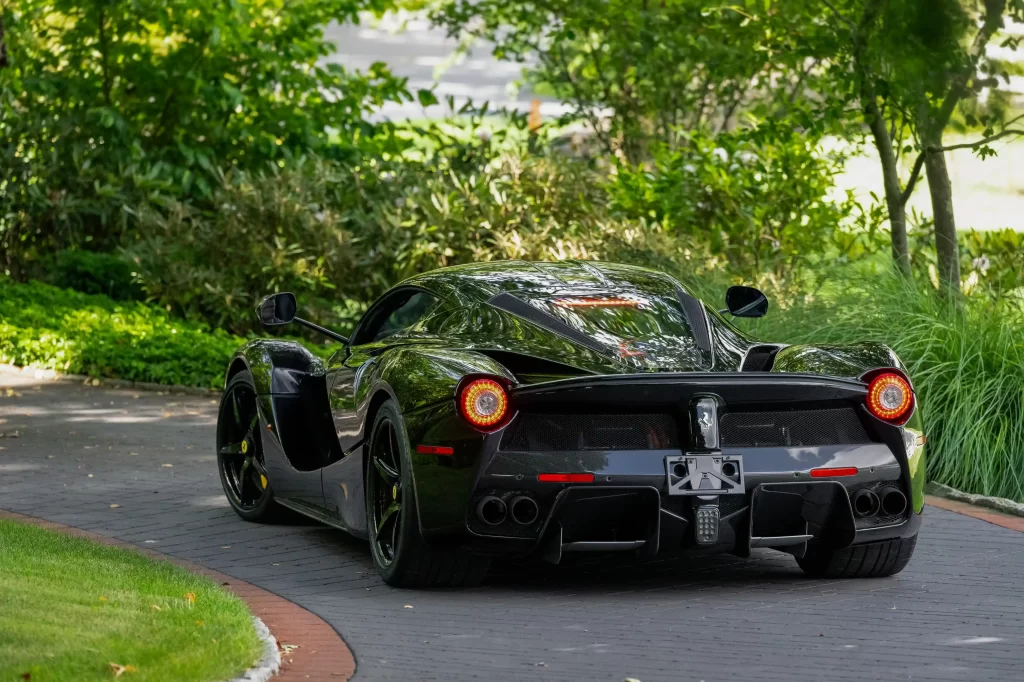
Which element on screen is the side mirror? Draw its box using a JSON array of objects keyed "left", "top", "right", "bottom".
[
  {"left": 724, "top": 285, "right": 768, "bottom": 318},
  {"left": 257, "top": 292, "right": 297, "bottom": 327}
]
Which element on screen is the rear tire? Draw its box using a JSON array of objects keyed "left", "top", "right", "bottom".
[
  {"left": 365, "top": 400, "right": 490, "bottom": 588},
  {"left": 797, "top": 534, "right": 917, "bottom": 578}
]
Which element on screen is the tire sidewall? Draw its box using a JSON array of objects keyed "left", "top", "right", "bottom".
[
  {"left": 217, "top": 370, "right": 276, "bottom": 522},
  {"left": 365, "top": 400, "right": 420, "bottom": 584}
]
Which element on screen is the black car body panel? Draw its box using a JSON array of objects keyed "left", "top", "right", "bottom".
[{"left": 221, "top": 260, "right": 926, "bottom": 569}]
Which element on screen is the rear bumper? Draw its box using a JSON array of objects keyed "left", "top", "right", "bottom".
[
  {"left": 401, "top": 371, "right": 924, "bottom": 559},
  {"left": 462, "top": 445, "right": 918, "bottom": 561}
]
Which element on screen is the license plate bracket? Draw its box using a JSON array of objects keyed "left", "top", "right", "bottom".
[{"left": 666, "top": 454, "right": 744, "bottom": 496}]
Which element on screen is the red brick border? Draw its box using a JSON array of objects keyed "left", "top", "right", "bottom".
[
  {"left": 926, "top": 495, "right": 1024, "bottom": 533},
  {"left": 0, "top": 510, "right": 356, "bottom": 681}
]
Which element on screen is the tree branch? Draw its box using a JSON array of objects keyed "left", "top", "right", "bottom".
[
  {"left": 931, "top": 0, "right": 1006, "bottom": 134},
  {"left": 900, "top": 152, "right": 927, "bottom": 205},
  {"left": 821, "top": 0, "right": 857, "bottom": 31},
  {"left": 934, "top": 127, "right": 1024, "bottom": 152},
  {"left": 900, "top": 118, "right": 1024, "bottom": 204}
]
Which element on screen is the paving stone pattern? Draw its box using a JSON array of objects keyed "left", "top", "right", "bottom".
[{"left": 2, "top": 375, "right": 1023, "bottom": 681}]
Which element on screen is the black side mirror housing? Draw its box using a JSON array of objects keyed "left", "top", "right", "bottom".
[
  {"left": 257, "top": 292, "right": 297, "bottom": 327},
  {"left": 725, "top": 285, "right": 769, "bottom": 318}
]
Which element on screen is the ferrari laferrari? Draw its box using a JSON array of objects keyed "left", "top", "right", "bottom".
[{"left": 216, "top": 261, "right": 923, "bottom": 587}]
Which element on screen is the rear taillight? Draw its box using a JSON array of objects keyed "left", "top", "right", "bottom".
[
  {"left": 865, "top": 371, "right": 914, "bottom": 425},
  {"left": 458, "top": 378, "right": 509, "bottom": 430}
]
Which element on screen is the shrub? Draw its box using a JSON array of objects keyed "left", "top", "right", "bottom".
[
  {"left": 608, "top": 122, "right": 866, "bottom": 281},
  {"left": 37, "top": 250, "right": 142, "bottom": 301},
  {"left": 125, "top": 146, "right": 687, "bottom": 333},
  {"left": 0, "top": 278, "right": 334, "bottom": 388},
  {"left": 741, "top": 272, "right": 1024, "bottom": 502},
  {"left": 0, "top": 0, "right": 411, "bottom": 274}
]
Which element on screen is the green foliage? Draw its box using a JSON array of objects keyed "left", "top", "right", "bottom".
[
  {"left": 37, "top": 249, "right": 142, "bottom": 300},
  {"left": 430, "top": 0, "right": 805, "bottom": 161},
  {"left": 0, "top": 0, "right": 411, "bottom": 274},
  {"left": 609, "top": 122, "right": 866, "bottom": 279},
  {"left": 0, "top": 520, "right": 262, "bottom": 682},
  {"left": 741, "top": 271, "right": 1024, "bottom": 502},
  {"left": 0, "top": 278, "right": 244, "bottom": 387}
]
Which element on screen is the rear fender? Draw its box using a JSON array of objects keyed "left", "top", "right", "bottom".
[
  {"left": 771, "top": 342, "right": 907, "bottom": 378},
  {"left": 369, "top": 347, "right": 516, "bottom": 414},
  {"left": 368, "top": 348, "right": 516, "bottom": 537}
]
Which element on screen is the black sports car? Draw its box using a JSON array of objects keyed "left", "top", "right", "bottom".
[{"left": 216, "top": 261, "right": 924, "bottom": 587}]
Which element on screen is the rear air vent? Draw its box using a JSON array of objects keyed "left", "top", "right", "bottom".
[
  {"left": 740, "top": 345, "right": 781, "bottom": 372},
  {"left": 719, "top": 407, "right": 872, "bottom": 447},
  {"left": 500, "top": 413, "right": 679, "bottom": 452}
]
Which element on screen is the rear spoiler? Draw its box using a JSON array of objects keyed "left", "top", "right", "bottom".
[{"left": 511, "top": 372, "right": 868, "bottom": 409}]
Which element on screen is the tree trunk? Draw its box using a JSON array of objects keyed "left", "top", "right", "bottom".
[
  {"left": 922, "top": 135, "right": 961, "bottom": 292},
  {"left": 865, "top": 105, "right": 911, "bottom": 275}
]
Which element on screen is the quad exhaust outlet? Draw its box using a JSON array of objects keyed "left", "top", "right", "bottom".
[
  {"left": 476, "top": 496, "right": 507, "bottom": 526},
  {"left": 509, "top": 496, "right": 540, "bottom": 525},
  {"left": 851, "top": 489, "right": 880, "bottom": 518},
  {"left": 881, "top": 488, "right": 908, "bottom": 516}
]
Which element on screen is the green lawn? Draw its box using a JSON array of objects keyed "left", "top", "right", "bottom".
[{"left": 0, "top": 520, "right": 262, "bottom": 682}]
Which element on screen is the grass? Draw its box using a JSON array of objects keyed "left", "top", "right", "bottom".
[
  {"left": 0, "top": 520, "right": 262, "bottom": 682},
  {"left": 0, "top": 278, "right": 334, "bottom": 389},
  {"left": 738, "top": 271, "right": 1024, "bottom": 502}
]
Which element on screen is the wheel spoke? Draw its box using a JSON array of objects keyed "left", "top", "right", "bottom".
[
  {"left": 219, "top": 441, "right": 245, "bottom": 457},
  {"left": 238, "top": 458, "right": 252, "bottom": 499},
  {"left": 388, "top": 426, "right": 401, "bottom": 471},
  {"left": 377, "top": 501, "right": 400, "bottom": 535},
  {"left": 373, "top": 455, "right": 399, "bottom": 482},
  {"left": 231, "top": 390, "right": 243, "bottom": 425},
  {"left": 251, "top": 457, "right": 268, "bottom": 479},
  {"left": 249, "top": 411, "right": 259, "bottom": 434}
]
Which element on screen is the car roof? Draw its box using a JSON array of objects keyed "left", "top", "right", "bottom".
[{"left": 402, "top": 260, "right": 687, "bottom": 302}]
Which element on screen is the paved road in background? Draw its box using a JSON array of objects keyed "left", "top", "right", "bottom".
[
  {"left": 322, "top": 12, "right": 567, "bottom": 121},
  {"left": 3, "top": 374, "right": 1024, "bottom": 681}
]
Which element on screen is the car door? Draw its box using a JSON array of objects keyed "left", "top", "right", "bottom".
[{"left": 322, "top": 288, "right": 440, "bottom": 531}]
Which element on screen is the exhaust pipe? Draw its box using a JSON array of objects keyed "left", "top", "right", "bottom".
[
  {"left": 851, "top": 489, "right": 880, "bottom": 518},
  {"left": 881, "top": 488, "right": 908, "bottom": 516},
  {"left": 476, "top": 496, "right": 507, "bottom": 526},
  {"left": 509, "top": 496, "right": 539, "bottom": 525}
]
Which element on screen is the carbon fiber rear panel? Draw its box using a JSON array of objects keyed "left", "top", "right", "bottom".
[
  {"left": 719, "top": 407, "right": 871, "bottom": 448},
  {"left": 499, "top": 413, "right": 680, "bottom": 452}
]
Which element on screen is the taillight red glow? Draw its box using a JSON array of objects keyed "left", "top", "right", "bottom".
[
  {"left": 554, "top": 297, "right": 638, "bottom": 308},
  {"left": 416, "top": 445, "right": 454, "bottom": 456},
  {"left": 810, "top": 467, "right": 858, "bottom": 478},
  {"left": 458, "top": 378, "right": 509, "bottom": 430},
  {"left": 866, "top": 372, "right": 914, "bottom": 424},
  {"left": 538, "top": 473, "right": 595, "bottom": 483}
]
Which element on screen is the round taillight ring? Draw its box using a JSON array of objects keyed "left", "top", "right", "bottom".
[
  {"left": 866, "top": 372, "right": 914, "bottom": 424},
  {"left": 458, "top": 378, "right": 509, "bottom": 431}
]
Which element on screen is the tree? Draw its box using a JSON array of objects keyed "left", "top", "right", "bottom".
[
  {"left": 817, "top": 0, "right": 1024, "bottom": 286},
  {"left": 0, "top": 0, "right": 413, "bottom": 273},
  {"left": 430, "top": 0, "right": 799, "bottom": 162}
]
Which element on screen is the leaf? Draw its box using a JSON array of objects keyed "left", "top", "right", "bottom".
[
  {"left": 108, "top": 663, "right": 136, "bottom": 677},
  {"left": 416, "top": 89, "right": 439, "bottom": 108}
]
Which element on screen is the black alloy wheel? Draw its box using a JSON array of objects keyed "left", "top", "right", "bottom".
[
  {"left": 217, "top": 371, "right": 278, "bottom": 521},
  {"left": 365, "top": 400, "right": 491, "bottom": 588},
  {"left": 368, "top": 414, "right": 404, "bottom": 567}
]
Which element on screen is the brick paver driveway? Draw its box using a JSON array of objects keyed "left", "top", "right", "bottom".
[{"left": 2, "top": 374, "right": 1023, "bottom": 681}]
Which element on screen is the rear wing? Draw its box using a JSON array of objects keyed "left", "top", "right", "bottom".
[{"left": 511, "top": 372, "right": 869, "bottom": 409}]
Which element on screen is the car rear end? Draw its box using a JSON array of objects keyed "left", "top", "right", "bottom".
[{"left": 459, "top": 371, "right": 924, "bottom": 563}]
